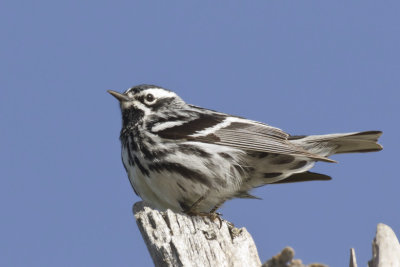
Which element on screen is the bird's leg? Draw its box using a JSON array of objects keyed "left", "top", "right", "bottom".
[
  {"left": 210, "top": 202, "right": 223, "bottom": 214},
  {"left": 183, "top": 196, "right": 223, "bottom": 228},
  {"left": 183, "top": 196, "right": 205, "bottom": 215}
]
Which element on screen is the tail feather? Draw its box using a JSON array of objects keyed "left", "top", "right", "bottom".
[
  {"left": 332, "top": 131, "right": 383, "bottom": 154},
  {"left": 241, "top": 131, "right": 382, "bottom": 193},
  {"left": 290, "top": 131, "right": 383, "bottom": 157},
  {"left": 272, "top": 171, "right": 332, "bottom": 184}
]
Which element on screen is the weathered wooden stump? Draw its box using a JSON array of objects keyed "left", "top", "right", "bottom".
[{"left": 133, "top": 202, "right": 400, "bottom": 267}]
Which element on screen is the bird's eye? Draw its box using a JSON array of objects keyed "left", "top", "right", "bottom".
[{"left": 145, "top": 93, "right": 155, "bottom": 103}]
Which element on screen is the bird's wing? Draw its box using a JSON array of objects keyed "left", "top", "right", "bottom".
[{"left": 152, "top": 108, "right": 334, "bottom": 162}]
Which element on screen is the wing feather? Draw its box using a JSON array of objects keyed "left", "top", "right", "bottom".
[
  {"left": 213, "top": 122, "right": 334, "bottom": 162},
  {"left": 153, "top": 107, "right": 334, "bottom": 162}
]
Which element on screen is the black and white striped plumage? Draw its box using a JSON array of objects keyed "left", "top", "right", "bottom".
[{"left": 108, "top": 85, "right": 382, "bottom": 213}]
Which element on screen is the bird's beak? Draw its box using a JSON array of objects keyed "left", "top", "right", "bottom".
[{"left": 107, "top": 90, "right": 130, "bottom": 102}]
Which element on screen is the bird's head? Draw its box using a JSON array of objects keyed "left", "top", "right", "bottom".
[
  {"left": 108, "top": 84, "right": 186, "bottom": 127},
  {"left": 108, "top": 84, "right": 185, "bottom": 111}
]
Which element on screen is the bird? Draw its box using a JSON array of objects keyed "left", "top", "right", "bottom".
[{"left": 108, "top": 84, "right": 382, "bottom": 215}]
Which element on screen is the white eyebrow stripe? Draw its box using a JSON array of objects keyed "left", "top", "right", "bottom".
[{"left": 142, "top": 88, "right": 177, "bottom": 99}]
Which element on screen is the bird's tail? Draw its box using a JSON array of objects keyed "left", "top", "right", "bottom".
[{"left": 289, "top": 131, "right": 383, "bottom": 157}]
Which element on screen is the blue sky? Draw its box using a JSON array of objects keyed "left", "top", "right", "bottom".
[{"left": 1, "top": 1, "right": 399, "bottom": 266}]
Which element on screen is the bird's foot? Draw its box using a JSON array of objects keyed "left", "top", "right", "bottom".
[{"left": 185, "top": 210, "right": 223, "bottom": 228}]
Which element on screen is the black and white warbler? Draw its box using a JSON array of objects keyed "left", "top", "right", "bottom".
[{"left": 108, "top": 84, "right": 382, "bottom": 214}]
